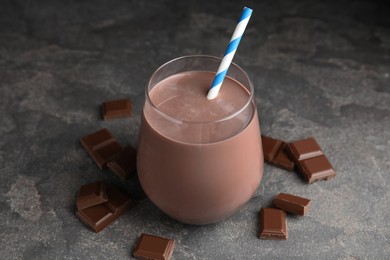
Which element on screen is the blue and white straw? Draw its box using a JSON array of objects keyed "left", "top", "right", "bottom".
[{"left": 207, "top": 7, "right": 253, "bottom": 100}]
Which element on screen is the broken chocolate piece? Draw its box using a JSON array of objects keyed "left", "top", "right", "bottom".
[
  {"left": 105, "top": 184, "right": 135, "bottom": 214},
  {"left": 76, "top": 184, "right": 134, "bottom": 232},
  {"left": 80, "top": 128, "right": 122, "bottom": 169},
  {"left": 80, "top": 128, "right": 114, "bottom": 150},
  {"left": 287, "top": 137, "right": 323, "bottom": 160},
  {"left": 259, "top": 208, "right": 288, "bottom": 240},
  {"left": 273, "top": 193, "right": 311, "bottom": 215},
  {"left": 107, "top": 145, "right": 137, "bottom": 180},
  {"left": 299, "top": 155, "right": 336, "bottom": 183},
  {"left": 262, "top": 135, "right": 282, "bottom": 162},
  {"left": 133, "top": 233, "right": 175, "bottom": 260},
  {"left": 77, "top": 181, "right": 108, "bottom": 210},
  {"left": 76, "top": 204, "right": 114, "bottom": 232},
  {"left": 102, "top": 99, "right": 132, "bottom": 120},
  {"left": 287, "top": 137, "right": 336, "bottom": 183},
  {"left": 261, "top": 135, "right": 295, "bottom": 171}
]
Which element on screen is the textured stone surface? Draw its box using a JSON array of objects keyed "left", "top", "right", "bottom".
[{"left": 1, "top": 0, "right": 389, "bottom": 259}]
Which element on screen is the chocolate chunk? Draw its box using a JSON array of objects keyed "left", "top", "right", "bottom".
[
  {"left": 80, "top": 128, "right": 114, "bottom": 150},
  {"left": 273, "top": 193, "right": 311, "bottom": 215},
  {"left": 133, "top": 234, "right": 175, "bottom": 260},
  {"left": 287, "top": 137, "right": 323, "bottom": 160},
  {"left": 287, "top": 137, "right": 336, "bottom": 183},
  {"left": 262, "top": 135, "right": 282, "bottom": 161},
  {"left": 272, "top": 143, "right": 295, "bottom": 171},
  {"left": 107, "top": 145, "right": 137, "bottom": 180},
  {"left": 105, "top": 184, "right": 135, "bottom": 214},
  {"left": 102, "top": 99, "right": 132, "bottom": 120},
  {"left": 259, "top": 208, "right": 288, "bottom": 240},
  {"left": 261, "top": 135, "right": 295, "bottom": 171},
  {"left": 76, "top": 204, "right": 114, "bottom": 232},
  {"left": 80, "top": 128, "right": 122, "bottom": 169},
  {"left": 299, "top": 155, "right": 336, "bottom": 182},
  {"left": 76, "top": 184, "right": 134, "bottom": 232},
  {"left": 77, "top": 181, "right": 108, "bottom": 210}
]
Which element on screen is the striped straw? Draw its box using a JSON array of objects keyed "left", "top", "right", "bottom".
[{"left": 207, "top": 7, "right": 253, "bottom": 100}]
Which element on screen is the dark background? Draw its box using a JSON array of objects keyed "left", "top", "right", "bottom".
[{"left": 0, "top": 0, "right": 389, "bottom": 259}]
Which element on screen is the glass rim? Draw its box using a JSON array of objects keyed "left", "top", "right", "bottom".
[{"left": 145, "top": 55, "right": 255, "bottom": 125}]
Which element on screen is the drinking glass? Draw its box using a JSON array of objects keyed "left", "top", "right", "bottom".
[{"left": 137, "top": 55, "right": 263, "bottom": 225}]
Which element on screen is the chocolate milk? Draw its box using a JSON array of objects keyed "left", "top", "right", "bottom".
[{"left": 137, "top": 71, "right": 263, "bottom": 225}]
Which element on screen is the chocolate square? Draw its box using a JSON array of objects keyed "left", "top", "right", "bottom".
[
  {"left": 76, "top": 183, "right": 134, "bottom": 233},
  {"left": 102, "top": 99, "right": 132, "bottom": 120},
  {"left": 76, "top": 204, "right": 114, "bottom": 232},
  {"left": 259, "top": 208, "right": 288, "bottom": 240},
  {"left": 107, "top": 145, "right": 137, "bottom": 180},
  {"left": 104, "top": 184, "right": 134, "bottom": 214},
  {"left": 262, "top": 135, "right": 282, "bottom": 162},
  {"left": 80, "top": 128, "right": 122, "bottom": 169},
  {"left": 80, "top": 128, "right": 114, "bottom": 151},
  {"left": 261, "top": 135, "right": 295, "bottom": 171},
  {"left": 272, "top": 143, "right": 295, "bottom": 171},
  {"left": 133, "top": 233, "right": 175, "bottom": 260},
  {"left": 77, "top": 181, "right": 108, "bottom": 210},
  {"left": 287, "top": 138, "right": 323, "bottom": 161},
  {"left": 93, "top": 142, "right": 123, "bottom": 165},
  {"left": 273, "top": 193, "right": 311, "bottom": 215},
  {"left": 299, "top": 155, "right": 336, "bottom": 183},
  {"left": 287, "top": 137, "right": 336, "bottom": 183}
]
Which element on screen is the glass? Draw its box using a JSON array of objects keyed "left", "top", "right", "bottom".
[{"left": 137, "top": 55, "right": 264, "bottom": 225}]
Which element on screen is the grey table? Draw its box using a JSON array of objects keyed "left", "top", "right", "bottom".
[{"left": 1, "top": 0, "right": 389, "bottom": 259}]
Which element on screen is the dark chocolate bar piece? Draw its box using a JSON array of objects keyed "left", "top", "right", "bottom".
[
  {"left": 107, "top": 145, "right": 137, "bottom": 180},
  {"left": 76, "top": 203, "right": 114, "bottom": 232},
  {"left": 287, "top": 138, "right": 323, "bottom": 160},
  {"left": 102, "top": 99, "right": 132, "bottom": 120},
  {"left": 105, "top": 184, "right": 135, "bottom": 214},
  {"left": 76, "top": 184, "right": 134, "bottom": 232},
  {"left": 133, "top": 234, "right": 175, "bottom": 260},
  {"left": 261, "top": 135, "right": 295, "bottom": 171},
  {"left": 77, "top": 181, "right": 108, "bottom": 210},
  {"left": 259, "top": 208, "right": 288, "bottom": 240},
  {"left": 262, "top": 135, "right": 282, "bottom": 161},
  {"left": 299, "top": 155, "right": 336, "bottom": 183},
  {"left": 273, "top": 193, "right": 311, "bottom": 215},
  {"left": 80, "top": 128, "right": 122, "bottom": 169},
  {"left": 287, "top": 137, "right": 336, "bottom": 183}
]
